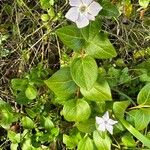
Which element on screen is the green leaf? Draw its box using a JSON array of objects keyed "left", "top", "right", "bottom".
[
  {"left": 8, "top": 131, "right": 20, "bottom": 143},
  {"left": 121, "top": 133, "right": 136, "bottom": 148},
  {"left": 113, "top": 101, "right": 131, "bottom": 119},
  {"left": 0, "top": 99, "right": 18, "bottom": 128},
  {"left": 63, "top": 134, "right": 79, "bottom": 149},
  {"left": 21, "top": 116, "right": 34, "bottom": 129},
  {"left": 80, "top": 78, "right": 112, "bottom": 102},
  {"left": 137, "top": 83, "right": 150, "bottom": 105},
  {"left": 25, "top": 85, "right": 37, "bottom": 100},
  {"left": 139, "top": 0, "right": 150, "bottom": 8},
  {"left": 16, "top": 92, "right": 31, "bottom": 105},
  {"left": 100, "top": 2, "right": 120, "bottom": 17},
  {"left": 71, "top": 55, "right": 98, "bottom": 90},
  {"left": 78, "top": 136, "right": 94, "bottom": 150},
  {"left": 45, "top": 67, "right": 77, "bottom": 100},
  {"left": 134, "top": 108, "right": 150, "bottom": 130},
  {"left": 120, "top": 119, "right": 150, "bottom": 148},
  {"left": 85, "top": 33, "right": 117, "bottom": 59},
  {"left": 63, "top": 99, "right": 91, "bottom": 122},
  {"left": 10, "top": 143, "right": 18, "bottom": 150},
  {"left": 76, "top": 118, "right": 96, "bottom": 133},
  {"left": 11, "top": 78, "right": 28, "bottom": 91},
  {"left": 93, "top": 131, "right": 111, "bottom": 150},
  {"left": 40, "top": 0, "right": 54, "bottom": 9},
  {"left": 56, "top": 25, "right": 84, "bottom": 51},
  {"left": 80, "top": 19, "right": 102, "bottom": 41}
]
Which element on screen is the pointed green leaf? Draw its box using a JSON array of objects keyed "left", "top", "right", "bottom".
[
  {"left": 76, "top": 118, "right": 96, "bottom": 133},
  {"left": 56, "top": 25, "right": 84, "bottom": 51},
  {"left": 78, "top": 136, "right": 94, "bottom": 150},
  {"left": 45, "top": 67, "right": 77, "bottom": 100},
  {"left": 85, "top": 33, "right": 117, "bottom": 59},
  {"left": 137, "top": 83, "right": 150, "bottom": 105},
  {"left": 93, "top": 131, "right": 111, "bottom": 150},
  {"left": 80, "top": 78, "right": 112, "bottom": 102},
  {"left": 21, "top": 116, "right": 34, "bottom": 129},
  {"left": 113, "top": 101, "right": 131, "bottom": 119},
  {"left": 134, "top": 108, "right": 150, "bottom": 130},
  {"left": 63, "top": 99, "right": 91, "bottom": 122},
  {"left": 71, "top": 55, "right": 98, "bottom": 90}
]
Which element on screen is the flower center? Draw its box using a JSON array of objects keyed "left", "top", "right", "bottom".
[
  {"left": 104, "top": 120, "right": 108, "bottom": 124},
  {"left": 79, "top": 5, "right": 87, "bottom": 13}
]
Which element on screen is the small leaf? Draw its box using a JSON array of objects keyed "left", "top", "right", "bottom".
[
  {"left": 85, "top": 33, "right": 117, "bottom": 59},
  {"left": 11, "top": 78, "right": 28, "bottom": 91},
  {"left": 137, "top": 83, "right": 150, "bottom": 105},
  {"left": 45, "top": 67, "right": 77, "bottom": 100},
  {"left": 63, "top": 134, "right": 79, "bottom": 149},
  {"left": 121, "top": 133, "right": 136, "bottom": 148},
  {"left": 40, "top": 0, "right": 53, "bottom": 9},
  {"left": 80, "top": 78, "right": 112, "bottom": 102},
  {"left": 100, "top": 2, "right": 120, "bottom": 17},
  {"left": 21, "top": 116, "right": 34, "bottom": 129},
  {"left": 113, "top": 101, "right": 131, "bottom": 119},
  {"left": 80, "top": 19, "right": 102, "bottom": 41},
  {"left": 56, "top": 25, "right": 84, "bottom": 51},
  {"left": 78, "top": 136, "right": 94, "bottom": 150},
  {"left": 134, "top": 108, "right": 150, "bottom": 130},
  {"left": 25, "top": 85, "right": 37, "bottom": 100},
  {"left": 139, "top": 0, "right": 150, "bottom": 8},
  {"left": 63, "top": 99, "right": 91, "bottom": 122},
  {"left": 16, "top": 92, "right": 31, "bottom": 105},
  {"left": 10, "top": 143, "right": 18, "bottom": 150},
  {"left": 8, "top": 131, "right": 20, "bottom": 143},
  {"left": 76, "top": 118, "right": 96, "bottom": 133},
  {"left": 71, "top": 55, "right": 98, "bottom": 90},
  {"left": 93, "top": 131, "right": 111, "bottom": 150}
]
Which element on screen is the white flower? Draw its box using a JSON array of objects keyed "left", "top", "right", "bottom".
[
  {"left": 65, "top": 0, "right": 102, "bottom": 28},
  {"left": 96, "top": 111, "right": 118, "bottom": 134}
]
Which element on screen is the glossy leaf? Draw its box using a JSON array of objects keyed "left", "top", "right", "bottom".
[
  {"left": 56, "top": 25, "right": 84, "bottom": 51},
  {"left": 63, "top": 99, "right": 91, "bottom": 122},
  {"left": 80, "top": 78, "right": 112, "bottom": 102},
  {"left": 85, "top": 33, "right": 117, "bottom": 59},
  {"left": 76, "top": 118, "right": 96, "bottom": 133},
  {"left": 121, "top": 133, "right": 136, "bottom": 148},
  {"left": 71, "top": 55, "right": 98, "bottom": 90},
  {"left": 137, "top": 83, "right": 150, "bottom": 105},
  {"left": 93, "top": 131, "right": 111, "bottom": 150},
  {"left": 45, "top": 67, "right": 77, "bottom": 100},
  {"left": 80, "top": 19, "right": 102, "bottom": 41},
  {"left": 134, "top": 108, "right": 150, "bottom": 130},
  {"left": 78, "top": 136, "right": 94, "bottom": 150},
  {"left": 21, "top": 116, "right": 34, "bottom": 129},
  {"left": 25, "top": 85, "right": 37, "bottom": 100},
  {"left": 113, "top": 101, "right": 131, "bottom": 119}
]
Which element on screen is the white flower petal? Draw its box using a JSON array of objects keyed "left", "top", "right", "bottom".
[
  {"left": 87, "top": 13, "right": 95, "bottom": 20},
  {"left": 106, "top": 124, "right": 113, "bottom": 134},
  {"left": 82, "top": 0, "right": 93, "bottom": 6},
  {"left": 69, "top": 0, "right": 81, "bottom": 6},
  {"left": 108, "top": 119, "right": 118, "bottom": 125},
  {"left": 98, "top": 123, "right": 106, "bottom": 132},
  {"left": 96, "top": 116, "right": 104, "bottom": 125},
  {"left": 88, "top": 1, "right": 102, "bottom": 16},
  {"left": 65, "top": 7, "right": 79, "bottom": 22},
  {"left": 76, "top": 14, "right": 89, "bottom": 28},
  {"left": 102, "top": 111, "right": 109, "bottom": 121}
]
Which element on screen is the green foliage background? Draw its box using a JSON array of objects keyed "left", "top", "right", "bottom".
[{"left": 0, "top": 0, "right": 150, "bottom": 149}]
